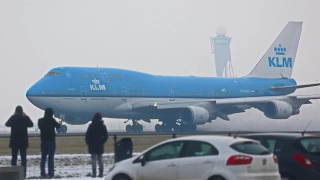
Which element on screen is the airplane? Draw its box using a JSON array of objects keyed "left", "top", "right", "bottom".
[{"left": 26, "top": 21, "right": 320, "bottom": 133}]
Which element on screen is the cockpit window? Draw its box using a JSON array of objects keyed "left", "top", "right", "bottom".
[{"left": 45, "top": 72, "right": 62, "bottom": 76}]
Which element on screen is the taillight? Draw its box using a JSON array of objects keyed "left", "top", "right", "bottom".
[
  {"left": 273, "top": 155, "right": 278, "bottom": 164},
  {"left": 227, "top": 155, "right": 253, "bottom": 165},
  {"left": 293, "top": 154, "right": 313, "bottom": 168}
]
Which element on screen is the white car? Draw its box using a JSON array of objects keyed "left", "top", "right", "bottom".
[{"left": 105, "top": 135, "right": 281, "bottom": 180}]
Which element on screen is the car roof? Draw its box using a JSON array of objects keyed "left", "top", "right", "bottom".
[
  {"left": 241, "top": 132, "right": 320, "bottom": 139},
  {"left": 161, "top": 135, "right": 256, "bottom": 145}
]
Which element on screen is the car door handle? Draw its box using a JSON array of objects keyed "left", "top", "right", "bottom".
[
  {"left": 203, "top": 160, "right": 213, "bottom": 164},
  {"left": 167, "top": 163, "right": 176, "bottom": 167}
]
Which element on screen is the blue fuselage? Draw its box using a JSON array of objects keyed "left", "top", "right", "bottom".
[{"left": 26, "top": 67, "right": 297, "bottom": 124}]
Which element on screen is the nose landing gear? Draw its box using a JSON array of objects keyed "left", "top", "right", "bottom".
[{"left": 56, "top": 118, "right": 68, "bottom": 133}]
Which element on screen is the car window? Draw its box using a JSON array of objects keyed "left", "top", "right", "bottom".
[
  {"left": 230, "top": 141, "right": 271, "bottom": 155},
  {"left": 259, "top": 139, "right": 285, "bottom": 154},
  {"left": 183, "top": 141, "right": 218, "bottom": 157},
  {"left": 274, "top": 140, "right": 285, "bottom": 153},
  {"left": 146, "top": 141, "right": 184, "bottom": 162},
  {"left": 299, "top": 138, "right": 320, "bottom": 154}
]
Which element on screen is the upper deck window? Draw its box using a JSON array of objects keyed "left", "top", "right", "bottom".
[
  {"left": 80, "top": 74, "right": 101, "bottom": 78},
  {"left": 45, "top": 72, "right": 62, "bottom": 76}
]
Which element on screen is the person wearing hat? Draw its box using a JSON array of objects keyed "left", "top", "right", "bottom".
[
  {"left": 85, "top": 112, "right": 108, "bottom": 178},
  {"left": 5, "top": 105, "right": 34, "bottom": 178}
]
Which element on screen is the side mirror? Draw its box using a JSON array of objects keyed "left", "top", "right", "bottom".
[{"left": 140, "top": 155, "right": 146, "bottom": 167}]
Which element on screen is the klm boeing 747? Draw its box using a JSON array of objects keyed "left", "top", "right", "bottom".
[{"left": 26, "top": 21, "right": 320, "bottom": 133}]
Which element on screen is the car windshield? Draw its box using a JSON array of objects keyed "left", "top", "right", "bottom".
[
  {"left": 230, "top": 141, "right": 271, "bottom": 155},
  {"left": 299, "top": 138, "right": 320, "bottom": 154}
]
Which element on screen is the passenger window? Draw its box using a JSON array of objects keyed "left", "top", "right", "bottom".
[
  {"left": 184, "top": 141, "right": 218, "bottom": 157},
  {"left": 146, "top": 141, "right": 184, "bottom": 162},
  {"left": 230, "top": 141, "right": 271, "bottom": 155},
  {"left": 299, "top": 138, "right": 320, "bottom": 153},
  {"left": 259, "top": 139, "right": 284, "bottom": 154},
  {"left": 260, "top": 139, "right": 273, "bottom": 152},
  {"left": 274, "top": 141, "right": 285, "bottom": 153}
]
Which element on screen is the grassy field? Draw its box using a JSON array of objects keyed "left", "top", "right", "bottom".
[{"left": 0, "top": 134, "right": 175, "bottom": 156}]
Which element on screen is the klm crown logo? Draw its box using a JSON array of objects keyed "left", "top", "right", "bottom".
[
  {"left": 268, "top": 44, "right": 292, "bottom": 68},
  {"left": 92, "top": 78, "right": 100, "bottom": 84},
  {"left": 274, "top": 44, "right": 286, "bottom": 55},
  {"left": 90, "top": 78, "right": 106, "bottom": 91}
]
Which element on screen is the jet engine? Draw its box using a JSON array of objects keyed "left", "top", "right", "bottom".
[
  {"left": 180, "top": 106, "right": 210, "bottom": 125},
  {"left": 263, "top": 100, "right": 300, "bottom": 119}
]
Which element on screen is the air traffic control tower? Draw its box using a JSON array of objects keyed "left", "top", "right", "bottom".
[{"left": 210, "top": 27, "right": 234, "bottom": 77}]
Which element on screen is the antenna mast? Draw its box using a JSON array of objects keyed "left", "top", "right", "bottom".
[{"left": 302, "top": 120, "right": 312, "bottom": 136}]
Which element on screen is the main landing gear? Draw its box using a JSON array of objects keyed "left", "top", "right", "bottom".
[
  {"left": 155, "top": 119, "right": 197, "bottom": 132},
  {"left": 125, "top": 119, "right": 143, "bottom": 133},
  {"left": 56, "top": 118, "right": 68, "bottom": 133}
]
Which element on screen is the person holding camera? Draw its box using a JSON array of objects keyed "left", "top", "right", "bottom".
[{"left": 5, "top": 105, "right": 34, "bottom": 179}]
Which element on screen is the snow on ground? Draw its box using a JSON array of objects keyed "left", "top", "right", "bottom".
[{"left": 0, "top": 153, "right": 140, "bottom": 180}]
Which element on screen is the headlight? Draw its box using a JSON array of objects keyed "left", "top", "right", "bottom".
[{"left": 108, "top": 164, "right": 116, "bottom": 172}]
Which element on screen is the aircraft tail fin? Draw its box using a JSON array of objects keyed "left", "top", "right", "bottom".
[{"left": 246, "top": 21, "right": 302, "bottom": 78}]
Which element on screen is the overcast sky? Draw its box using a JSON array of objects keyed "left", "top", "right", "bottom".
[{"left": 1, "top": 0, "right": 320, "bottom": 131}]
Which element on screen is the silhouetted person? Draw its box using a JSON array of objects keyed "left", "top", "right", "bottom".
[
  {"left": 5, "top": 105, "right": 34, "bottom": 178},
  {"left": 85, "top": 112, "right": 108, "bottom": 178},
  {"left": 38, "top": 108, "right": 61, "bottom": 178}
]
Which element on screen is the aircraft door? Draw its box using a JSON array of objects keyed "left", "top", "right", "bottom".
[
  {"left": 213, "top": 88, "right": 219, "bottom": 97},
  {"left": 80, "top": 86, "right": 87, "bottom": 100},
  {"left": 122, "top": 87, "right": 127, "bottom": 101},
  {"left": 98, "top": 69, "right": 109, "bottom": 82},
  {"left": 169, "top": 88, "right": 175, "bottom": 101},
  {"left": 56, "top": 97, "right": 61, "bottom": 108},
  {"left": 208, "top": 88, "right": 213, "bottom": 98}
]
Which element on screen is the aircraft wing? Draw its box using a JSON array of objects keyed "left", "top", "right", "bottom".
[
  {"left": 270, "top": 83, "right": 320, "bottom": 90},
  {"left": 132, "top": 95, "right": 320, "bottom": 110},
  {"left": 132, "top": 100, "right": 204, "bottom": 110},
  {"left": 131, "top": 95, "right": 320, "bottom": 120},
  {"left": 211, "top": 95, "right": 320, "bottom": 105},
  {"left": 212, "top": 96, "right": 283, "bottom": 105}
]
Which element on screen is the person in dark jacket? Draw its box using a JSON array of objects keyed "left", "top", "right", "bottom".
[
  {"left": 5, "top": 105, "right": 34, "bottom": 178},
  {"left": 38, "top": 108, "right": 61, "bottom": 178},
  {"left": 85, "top": 112, "right": 108, "bottom": 178}
]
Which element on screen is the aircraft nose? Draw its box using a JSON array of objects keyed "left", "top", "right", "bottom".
[
  {"left": 26, "top": 82, "right": 45, "bottom": 109},
  {"left": 26, "top": 83, "right": 39, "bottom": 98}
]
